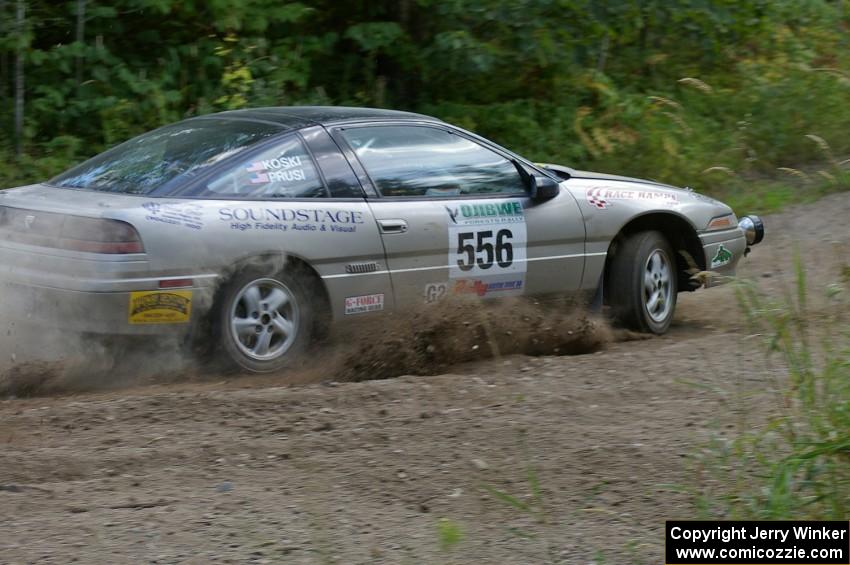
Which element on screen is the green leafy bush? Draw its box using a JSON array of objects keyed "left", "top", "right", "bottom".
[{"left": 0, "top": 0, "right": 847, "bottom": 211}]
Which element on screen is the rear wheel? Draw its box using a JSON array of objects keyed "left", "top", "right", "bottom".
[
  {"left": 607, "top": 230, "right": 678, "bottom": 334},
  {"left": 214, "top": 269, "right": 313, "bottom": 373}
]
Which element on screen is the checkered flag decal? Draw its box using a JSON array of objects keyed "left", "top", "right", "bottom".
[{"left": 586, "top": 188, "right": 611, "bottom": 209}]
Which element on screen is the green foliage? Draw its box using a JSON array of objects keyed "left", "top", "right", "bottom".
[
  {"left": 699, "top": 259, "right": 850, "bottom": 518},
  {"left": 436, "top": 518, "right": 464, "bottom": 551},
  {"left": 479, "top": 441, "right": 549, "bottom": 541},
  {"left": 0, "top": 0, "right": 848, "bottom": 208}
]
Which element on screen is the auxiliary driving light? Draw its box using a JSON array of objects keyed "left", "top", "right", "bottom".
[{"left": 738, "top": 215, "right": 764, "bottom": 246}]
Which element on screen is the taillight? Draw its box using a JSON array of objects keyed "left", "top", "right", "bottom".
[
  {"left": 0, "top": 206, "right": 144, "bottom": 254},
  {"left": 60, "top": 216, "right": 145, "bottom": 254}
]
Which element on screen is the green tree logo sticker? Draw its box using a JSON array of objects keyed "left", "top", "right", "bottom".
[{"left": 711, "top": 244, "right": 733, "bottom": 269}]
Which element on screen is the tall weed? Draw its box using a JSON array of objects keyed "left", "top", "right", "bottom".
[{"left": 698, "top": 259, "right": 850, "bottom": 518}]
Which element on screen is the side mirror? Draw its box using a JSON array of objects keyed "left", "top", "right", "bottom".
[{"left": 530, "top": 175, "right": 560, "bottom": 201}]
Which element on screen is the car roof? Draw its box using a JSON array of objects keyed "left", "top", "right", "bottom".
[{"left": 195, "top": 106, "right": 439, "bottom": 130}]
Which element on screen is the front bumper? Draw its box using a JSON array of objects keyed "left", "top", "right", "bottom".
[
  {"left": 699, "top": 229, "right": 747, "bottom": 286},
  {"left": 698, "top": 215, "right": 765, "bottom": 287}
]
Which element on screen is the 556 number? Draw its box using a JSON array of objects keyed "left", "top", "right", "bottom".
[{"left": 456, "top": 229, "right": 513, "bottom": 271}]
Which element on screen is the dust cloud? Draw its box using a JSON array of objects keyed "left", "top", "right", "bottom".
[
  {"left": 295, "top": 295, "right": 612, "bottom": 384},
  {"left": 0, "top": 289, "right": 612, "bottom": 397},
  {"left": 0, "top": 288, "right": 196, "bottom": 396}
]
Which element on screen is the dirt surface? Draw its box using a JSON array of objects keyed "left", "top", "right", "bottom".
[{"left": 1, "top": 192, "right": 849, "bottom": 564}]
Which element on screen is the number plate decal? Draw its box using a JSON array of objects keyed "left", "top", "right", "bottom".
[{"left": 446, "top": 200, "right": 527, "bottom": 279}]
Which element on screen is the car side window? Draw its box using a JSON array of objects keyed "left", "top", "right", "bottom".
[
  {"left": 202, "top": 135, "right": 327, "bottom": 198},
  {"left": 341, "top": 126, "right": 527, "bottom": 198}
]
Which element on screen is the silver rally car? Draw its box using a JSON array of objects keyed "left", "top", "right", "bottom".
[{"left": 0, "top": 106, "right": 764, "bottom": 372}]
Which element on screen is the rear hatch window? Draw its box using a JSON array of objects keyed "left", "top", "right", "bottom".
[{"left": 49, "top": 118, "right": 283, "bottom": 195}]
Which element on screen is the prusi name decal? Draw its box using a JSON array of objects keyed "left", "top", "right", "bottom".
[
  {"left": 219, "top": 207, "right": 365, "bottom": 233},
  {"left": 246, "top": 156, "right": 306, "bottom": 184}
]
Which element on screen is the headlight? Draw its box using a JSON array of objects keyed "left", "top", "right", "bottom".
[
  {"left": 706, "top": 213, "right": 737, "bottom": 230},
  {"left": 738, "top": 215, "right": 764, "bottom": 246}
]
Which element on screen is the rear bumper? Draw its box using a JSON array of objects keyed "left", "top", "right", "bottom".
[
  {"left": 0, "top": 280, "right": 215, "bottom": 336},
  {"left": 0, "top": 240, "right": 218, "bottom": 336}
]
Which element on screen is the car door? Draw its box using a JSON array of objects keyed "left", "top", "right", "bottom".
[
  {"left": 181, "top": 127, "right": 394, "bottom": 320},
  {"left": 332, "top": 123, "right": 587, "bottom": 307}
]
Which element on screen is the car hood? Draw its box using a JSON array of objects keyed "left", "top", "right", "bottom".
[
  {"left": 540, "top": 163, "right": 679, "bottom": 190},
  {"left": 569, "top": 168, "right": 679, "bottom": 190},
  {"left": 539, "top": 163, "right": 726, "bottom": 206}
]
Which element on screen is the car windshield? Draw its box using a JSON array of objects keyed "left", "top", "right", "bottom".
[{"left": 49, "top": 118, "right": 283, "bottom": 195}]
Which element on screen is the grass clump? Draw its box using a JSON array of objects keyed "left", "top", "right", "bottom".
[
  {"left": 698, "top": 258, "right": 850, "bottom": 518},
  {"left": 436, "top": 518, "right": 464, "bottom": 551}
]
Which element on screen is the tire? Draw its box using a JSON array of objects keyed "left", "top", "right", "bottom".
[
  {"left": 607, "top": 230, "right": 678, "bottom": 334},
  {"left": 213, "top": 268, "right": 314, "bottom": 373}
]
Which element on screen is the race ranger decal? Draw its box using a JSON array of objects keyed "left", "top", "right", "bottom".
[
  {"left": 128, "top": 291, "right": 192, "bottom": 324},
  {"left": 585, "top": 186, "right": 680, "bottom": 209},
  {"left": 446, "top": 200, "right": 527, "bottom": 280}
]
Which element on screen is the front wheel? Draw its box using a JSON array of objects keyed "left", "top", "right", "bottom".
[
  {"left": 607, "top": 230, "right": 678, "bottom": 334},
  {"left": 214, "top": 269, "right": 313, "bottom": 373}
]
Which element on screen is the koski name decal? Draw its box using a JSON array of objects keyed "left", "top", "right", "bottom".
[{"left": 245, "top": 156, "right": 305, "bottom": 184}]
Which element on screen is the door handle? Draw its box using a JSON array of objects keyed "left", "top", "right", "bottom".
[{"left": 377, "top": 219, "right": 408, "bottom": 234}]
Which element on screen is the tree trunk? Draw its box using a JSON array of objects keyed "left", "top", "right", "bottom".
[
  {"left": 0, "top": 0, "right": 7, "bottom": 102},
  {"left": 75, "top": 0, "right": 86, "bottom": 91},
  {"left": 14, "top": 0, "right": 24, "bottom": 159}
]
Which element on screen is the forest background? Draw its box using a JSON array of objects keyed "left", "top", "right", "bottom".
[{"left": 0, "top": 0, "right": 848, "bottom": 211}]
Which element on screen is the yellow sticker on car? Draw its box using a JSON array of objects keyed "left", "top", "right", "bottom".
[{"left": 128, "top": 290, "right": 192, "bottom": 324}]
